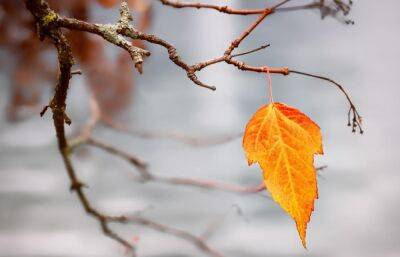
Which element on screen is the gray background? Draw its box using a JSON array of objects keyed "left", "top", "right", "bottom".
[{"left": 1, "top": 0, "right": 399, "bottom": 256}]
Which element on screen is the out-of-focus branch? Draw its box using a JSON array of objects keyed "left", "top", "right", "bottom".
[
  {"left": 200, "top": 205, "right": 246, "bottom": 241},
  {"left": 70, "top": 96, "right": 265, "bottom": 194},
  {"left": 66, "top": 95, "right": 260, "bottom": 256},
  {"left": 160, "top": 0, "right": 354, "bottom": 23},
  {"left": 109, "top": 215, "right": 225, "bottom": 257},
  {"left": 86, "top": 136, "right": 328, "bottom": 194},
  {"left": 101, "top": 114, "right": 242, "bottom": 147},
  {"left": 70, "top": 96, "right": 243, "bottom": 148},
  {"left": 94, "top": 139, "right": 327, "bottom": 191},
  {"left": 87, "top": 137, "right": 151, "bottom": 179},
  {"left": 89, "top": 138, "right": 265, "bottom": 193},
  {"left": 72, "top": 96, "right": 328, "bottom": 196},
  {"left": 72, "top": 105, "right": 264, "bottom": 193}
]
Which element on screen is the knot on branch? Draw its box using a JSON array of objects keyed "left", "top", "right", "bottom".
[
  {"left": 235, "top": 61, "right": 245, "bottom": 70},
  {"left": 168, "top": 47, "right": 179, "bottom": 62},
  {"left": 42, "top": 11, "right": 58, "bottom": 26},
  {"left": 40, "top": 98, "right": 71, "bottom": 125},
  {"left": 187, "top": 70, "right": 197, "bottom": 80},
  {"left": 35, "top": 10, "right": 59, "bottom": 40},
  {"left": 225, "top": 40, "right": 240, "bottom": 55},
  {"left": 264, "top": 67, "right": 289, "bottom": 75},
  {"left": 99, "top": 25, "right": 150, "bottom": 73},
  {"left": 220, "top": 6, "right": 228, "bottom": 12},
  {"left": 70, "top": 181, "right": 88, "bottom": 192}
]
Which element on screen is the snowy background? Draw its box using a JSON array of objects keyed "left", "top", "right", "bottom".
[{"left": 1, "top": 1, "right": 400, "bottom": 256}]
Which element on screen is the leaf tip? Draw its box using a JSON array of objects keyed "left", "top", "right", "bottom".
[{"left": 295, "top": 218, "right": 310, "bottom": 249}]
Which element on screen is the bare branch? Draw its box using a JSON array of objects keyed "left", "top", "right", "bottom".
[
  {"left": 289, "top": 70, "right": 363, "bottom": 134},
  {"left": 82, "top": 135, "right": 266, "bottom": 194},
  {"left": 109, "top": 215, "right": 226, "bottom": 257},
  {"left": 231, "top": 43, "right": 270, "bottom": 58},
  {"left": 159, "top": 0, "right": 267, "bottom": 15},
  {"left": 224, "top": 10, "right": 272, "bottom": 56},
  {"left": 87, "top": 137, "right": 151, "bottom": 179},
  {"left": 55, "top": 10, "right": 289, "bottom": 90},
  {"left": 159, "top": 0, "right": 291, "bottom": 15},
  {"left": 102, "top": 116, "right": 242, "bottom": 147},
  {"left": 201, "top": 205, "right": 246, "bottom": 241},
  {"left": 24, "top": 0, "right": 136, "bottom": 252}
]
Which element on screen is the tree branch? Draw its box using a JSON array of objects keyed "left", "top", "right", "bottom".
[
  {"left": 159, "top": 0, "right": 268, "bottom": 15},
  {"left": 23, "top": 0, "right": 358, "bottom": 255},
  {"left": 159, "top": 0, "right": 292, "bottom": 15},
  {"left": 25, "top": 0, "right": 137, "bottom": 254},
  {"left": 53, "top": 8, "right": 290, "bottom": 90}
]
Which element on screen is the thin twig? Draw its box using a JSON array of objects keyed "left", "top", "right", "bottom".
[
  {"left": 160, "top": 0, "right": 354, "bottom": 24},
  {"left": 81, "top": 128, "right": 328, "bottom": 195},
  {"left": 289, "top": 70, "right": 363, "bottom": 134},
  {"left": 201, "top": 205, "right": 245, "bottom": 241},
  {"left": 231, "top": 43, "right": 270, "bottom": 58},
  {"left": 225, "top": 10, "right": 272, "bottom": 56},
  {"left": 160, "top": 0, "right": 292, "bottom": 14},
  {"left": 159, "top": 0, "right": 267, "bottom": 15},
  {"left": 83, "top": 135, "right": 266, "bottom": 194},
  {"left": 101, "top": 115, "right": 242, "bottom": 147},
  {"left": 87, "top": 137, "right": 151, "bottom": 179},
  {"left": 109, "top": 215, "right": 226, "bottom": 257}
]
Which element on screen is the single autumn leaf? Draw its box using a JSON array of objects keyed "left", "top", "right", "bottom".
[{"left": 243, "top": 102, "right": 323, "bottom": 248}]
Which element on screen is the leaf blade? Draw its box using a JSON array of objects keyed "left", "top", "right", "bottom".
[{"left": 243, "top": 102, "right": 323, "bottom": 248}]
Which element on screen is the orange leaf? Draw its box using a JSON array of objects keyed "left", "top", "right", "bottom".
[{"left": 243, "top": 102, "right": 323, "bottom": 248}]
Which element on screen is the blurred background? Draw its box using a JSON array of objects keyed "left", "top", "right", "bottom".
[{"left": 1, "top": 0, "right": 399, "bottom": 256}]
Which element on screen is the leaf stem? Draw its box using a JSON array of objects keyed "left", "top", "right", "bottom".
[{"left": 265, "top": 67, "right": 274, "bottom": 104}]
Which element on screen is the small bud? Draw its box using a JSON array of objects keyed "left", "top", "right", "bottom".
[{"left": 135, "top": 63, "right": 143, "bottom": 74}]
